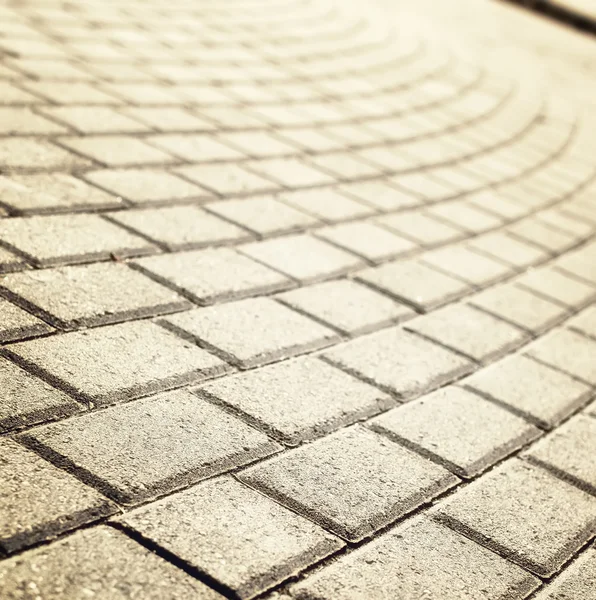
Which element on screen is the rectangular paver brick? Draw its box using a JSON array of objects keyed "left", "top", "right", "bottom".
[
  {"left": 276, "top": 279, "right": 413, "bottom": 336},
  {"left": 434, "top": 458, "right": 596, "bottom": 577},
  {"left": 240, "top": 426, "right": 457, "bottom": 542},
  {"left": 0, "top": 138, "right": 89, "bottom": 170},
  {"left": 0, "top": 247, "right": 25, "bottom": 273},
  {"left": 0, "top": 438, "right": 114, "bottom": 554},
  {"left": 0, "top": 107, "right": 69, "bottom": 135},
  {"left": 148, "top": 134, "right": 244, "bottom": 162},
  {"left": 405, "top": 303, "right": 529, "bottom": 363},
  {"left": 162, "top": 297, "right": 340, "bottom": 369},
  {"left": 240, "top": 234, "right": 363, "bottom": 283},
  {"left": 39, "top": 106, "right": 150, "bottom": 134},
  {"left": 342, "top": 180, "right": 423, "bottom": 211},
  {"left": 523, "top": 415, "right": 596, "bottom": 495},
  {"left": 356, "top": 259, "right": 471, "bottom": 312},
  {"left": 469, "top": 231, "right": 547, "bottom": 269},
  {"left": 555, "top": 242, "right": 596, "bottom": 284},
  {"left": 322, "top": 326, "right": 473, "bottom": 398},
  {"left": 0, "top": 298, "right": 53, "bottom": 342},
  {"left": 291, "top": 517, "right": 540, "bottom": 600},
  {"left": 370, "top": 385, "right": 540, "bottom": 478},
  {"left": 0, "top": 526, "right": 223, "bottom": 600},
  {"left": 0, "top": 214, "right": 154, "bottom": 267},
  {"left": 133, "top": 247, "right": 291, "bottom": 304},
  {"left": 245, "top": 158, "right": 335, "bottom": 188},
  {"left": 567, "top": 306, "right": 596, "bottom": 340},
  {"left": 121, "top": 477, "right": 342, "bottom": 599},
  {"left": 198, "top": 356, "right": 393, "bottom": 445},
  {"left": 508, "top": 218, "right": 577, "bottom": 254},
  {"left": 426, "top": 199, "right": 503, "bottom": 233},
  {"left": 1, "top": 262, "right": 190, "bottom": 329},
  {"left": 5, "top": 320, "right": 227, "bottom": 405},
  {"left": 21, "top": 390, "right": 280, "bottom": 505}
]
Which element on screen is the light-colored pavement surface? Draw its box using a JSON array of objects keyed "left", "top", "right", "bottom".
[{"left": 0, "top": 0, "right": 596, "bottom": 598}]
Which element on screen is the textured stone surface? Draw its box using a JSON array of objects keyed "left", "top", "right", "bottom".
[
  {"left": 133, "top": 248, "right": 291, "bottom": 304},
  {"left": 0, "top": 438, "right": 114, "bottom": 554},
  {"left": 148, "top": 134, "right": 244, "bottom": 162},
  {"left": 5, "top": 320, "right": 227, "bottom": 405},
  {"left": 1, "top": 262, "right": 190, "bottom": 329},
  {"left": 378, "top": 211, "right": 464, "bottom": 246},
  {"left": 245, "top": 158, "right": 334, "bottom": 187},
  {"left": 0, "top": 138, "right": 88, "bottom": 170},
  {"left": 0, "top": 214, "right": 154, "bottom": 267},
  {"left": 0, "top": 526, "right": 223, "bottom": 600},
  {"left": 21, "top": 390, "right": 280, "bottom": 505},
  {"left": 469, "top": 232, "right": 547, "bottom": 268},
  {"left": 241, "top": 426, "right": 457, "bottom": 541},
  {"left": 567, "top": 306, "right": 596, "bottom": 340},
  {"left": 241, "top": 234, "right": 362, "bottom": 283},
  {"left": 277, "top": 279, "right": 413, "bottom": 336},
  {"left": 198, "top": 356, "right": 393, "bottom": 445},
  {"left": 292, "top": 517, "right": 540, "bottom": 600},
  {"left": 405, "top": 304, "right": 528, "bottom": 363},
  {"left": 276, "top": 188, "right": 372, "bottom": 222},
  {"left": 107, "top": 205, "right": 251, "bottom": 251},
  {"left": 435, "top": 459, "right": 596, "bottom": 577},
  {"left": 324, "top": 326, "right": 473, "bottom": 397},
  {"left": 463, "top": 354, "right": 593, "bottom": 429},
  {"left": 0, "top": 358, "right": 80, "bottom": 433},
  {"left": 356, "top": 259, "right": 471, "bottom": 311},
  {"left": 370, "top": 386, "right": 540, "bottom": 477},
  {"left": 162, "top": 298, "right": 340, "bottom": 369},
  {"left": 0, "top": 247, "right": 25, "bottom": 274},
  {"left": 0, "top": 298, "right": 52, "bottom": 342},
  {"left": 523, "top": 415, "right": 596, "bottom": 495},
  {"left": 121, "top": 477, "right": 342, "bottom": 598}
]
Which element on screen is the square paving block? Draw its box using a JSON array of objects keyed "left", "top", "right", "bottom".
[
  {"left": 291, "top": 517, "right": 539, "bottom": 600},
  {"left": 240, "top": 426, "right": 458, "bottom": 542},
  {"left": 148, "top": 134, "right": 244, "bottom": 162},
  {"left": 121, "top": 477, "right": 342, "bottom": 598},
  {"left": 323, "top": 326, "right": 473, "bottom": 398},
  {"left": 162, "top": 297, "right": 340, "bottom": 369},
  {"left": 20, "top": 390, "right": 280, "bottom": 505},
  {"left": 1, "top": 262, "right": 191, "bottom": 329},
  {"left": 434, "top": 458, "right": 596, "bottom": 577},
  {"left": 0, "top": 439, "right": 115, "bottom": 554},
  {"left": 0, "top": 297, "right": 53, "bottom": 342},
  {"left": 198, "top": 356, "right": 393, "bottom": 445},
  {"left": 0, "top": 138, "right": 90, "bottom": 170},
  {"left": 370, "top": 386, "right": 540, "bottom": 478},
  {"left": 377, "top": 211, "right": 464, "bottom": 246},
  {"left": 5, "top": 320, "right": 227, "bottom": 405},
  {"left": 0, "top": 526, "right": 223, "bottom": 600},
  {"left": 566, "top": 305, "right": 596, "bottom": 340},
  {"left": 0, "top": 247, "right": 25, "bottom": 274},
  {"left": 469, "top": 232, "right": 547, "bottom": 269},
  {"left": 245, "top": 158, "right": 335, "bottom": 188}
]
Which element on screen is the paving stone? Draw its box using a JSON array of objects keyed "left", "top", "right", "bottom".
[
  {"left": 21, "top": 390, "right": 279, "bottom": 505},
  {"left": 133, "top": 248, "right": 291, "bottom": 304},
  {"left": 148, "top": 134, "right": 244, "bottom": 162},
  {"left": 1, "top": 262, "right": 190, "bottom": 329},
  {"left": 107, "top": 205, "right": 251, "bottom": 251},
  {"left": 515, "top": 266, "right": 596, "bottom": 309},
  {"left": 556, "top": 243, "right": 596, "bottom": 284},
  {"left": 470, "top": 283, "right": 568, "bottom": 334},
  {"left": 341, "top": 180, "right": 423, "bottom": 211},
  {"left": 0, "top": 357, "right": 80, "bottom": 433},
  {"left": 426, "top": 199, "right": 503, "bottom": 233},
  {"left": 315, "top": 222, "right": 416, "bottom": 263},
  {"left": 508, "top": 218, "right": 577, "bottom": 254},
  {"left": 0, "top": 107, "right": 69, "bottom": 135},
  {"left": 526, "top": 328, "right": 596, "bottom": 385},
  {"left": 0, "top": 438, "right": 114, "bottom": 554},
  {"left": 21, "top": 81, "right": 121, "bottom": 104},
  {"left": 323, "top": 326, "right": 472, "bottom": 398},
  {"left": 58, "top": 136, "right": 177, "bottom": 167},
  {"left": 533, "top": 545, "right": 596, "bottom": 600},
  {"left": 370, "top": 386, "right": 540, "bottom": 478},
  {"left": 240, "top": 234, "right": 362, "bottom": 283},
  {"left": 0, "top": 526, "right": 223, "bottom": 600},
  {"left": 523, "top": 415, "right": 596, "bottom": 495},
  {"left": 356, "top": 259, "right": 471, "bottom": 312},
  {"left": 434, "top": 458, "right": 596, "bottom": 577},
  {"left": 219, "top": 130, "right": 299, "bottom": 158},
  {"left": 176, "top": 163, "right": 279, "bottom": 196},
  {"left": 0, "top": 138, "right": 89, "bottom": 170},
  {"left": 198, "top": 356, "right": 393, "bottom": 445},
  {"left": 392, "top": 172, "right": 456, "bottom": 200},
  {"left": 277, "top": 279, "right": 413, "bottom": 336},
  {"left": 0, "top": 298, "right": 53, "bottom": 342},
  {"left": 0, "top": 214, "right": 154, "bottom": 267},
  {"left": 537, "top": 207, "right": 593, "bottom": 239},
  {"left": 245, "top": 158, "right": 335, "bottom": 188},
  {"left": 162, "top": 298, "right": 340, "bottom": 369},
  {"left": 308, "top": 152, "right": 382, "bottom": 179},
  {"left": 567, "top": 306, "right": 596, "bottom": 340},
  {"left": 291, "top": 517, "right": 540, "bottom": 600},
  {"left": 123, "top": 106, "right": 217, "bottom": 132},
  {"left": 121, "top": 477, "right": 341, "bottom": 599},
  {"left": 0, "top": 173, "right": 123, "bottom": 215},
  {"left": 0, "top": 81, "right": 41, "bottom": 105},
  {"left": 5, "top": 320, "right": 227, "bottom": 405},
  {"left": 240, "top": 426, "right": 457, "bottom": 542},
  {"left": 275, "top": 128, "right": 343, "bottom": 153},
  {"left": 206, "top": 196, "right": 318, "bottom": 236},
  {"left": 469, "top": 231, "right": 548, "bottom": 268},
  {"left": 421, "top": 244, "right": 512, "bottom": 287},
  {"left": 0, "top": 247, "right": 24, "bottom": 274},
  {"left": 377, "top": 211, "right": 464, "bottom": 246},
  {"left": 39, "top": 106, "right": 150, "bottom": 134},
  {"left": 275, "top": 187, "right": 373, "bottom": 222},
  {"left": 405, "top": 303, "right": 528, "bottom": 363},
  {"left": 84, "top": 168, "right": 211, "bottom": 205}
]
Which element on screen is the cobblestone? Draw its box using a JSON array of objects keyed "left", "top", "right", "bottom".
[
  {"left": 240, "top": 426, "right": 458, "bottom": 542},
  {"left": 21, "top": 390, "right": 280, "bottom": 505}
]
